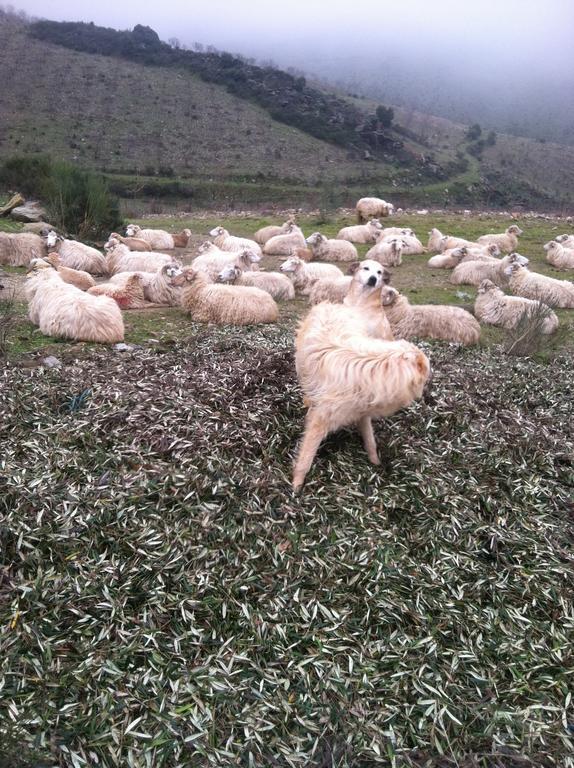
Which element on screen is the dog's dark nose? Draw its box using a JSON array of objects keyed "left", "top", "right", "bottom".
[{"left": 367, "top": 275, "right": 377, "bottom": 287}]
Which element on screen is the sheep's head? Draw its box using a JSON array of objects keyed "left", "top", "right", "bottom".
[
  {"left": 381, "top": 286, "right": 400, "bottom": 306},
  {"left": 163, "top": 263, "right": 183, "bottom": 280},
  {"left": 555, "top": 234, "right": 572, "bottom": 243},
  {"left": 280, "top": 256, "right": 302, "bottom": 273},
  {"left": 543, "top": 241, "right": 557, "bottom": 251},
  {"left": 44, "top": 230, "right": 60, "bottom": 248},
  {"left": 508, "top": 252, "right": 529, "bottom": 266},
  {"left": 353, "top": 259, "right": 389, "bottom": 290},
  {"left": 172, "top": 268, "right": 199, "bottom": 286},
  {"left": 183, "top": 229, "right": 192, "bottom": 237},
  {"left": 504, "top": 262, "right": 523, "bottom": 277},
  {"left": 487, "top": 244, "right": 501, "bottom": 257},
  {"left": 451, "top": 247, "right": 467, "bottom": 263},
  {"left": 209, "top": 226, "right": 226, "bottom": 237},
  {"left": 104, "top": 236, "right": 121, "bottom": 251},
  {"left": 507, "top": 225, "right": 523, "bottom": 236},
  {"left": 240, "top": 249, "right": 261, "bottom": 264},
  {"left": 305, "top": 232, "right": 324, "bottom": 247},
  {"left": 368, "top": 219, "right": 383, "bottom": 230},
  {"left": 438, "top": 236, "right": 449, "bottom": 253},
  {"left": 197, "top": 241, "right": 215, "bottom": 254},
  {"left": 217, "top": 265, "right": 241, "bottom": 283},
  {"left": 401, "top": 228, "right": 414, "bottom": 236},
  {"left": 477, "top": 279, "right": 498, "bottom": 294},
  {"left": 125, "top": 224, "right": 140, "bottom": 237}
]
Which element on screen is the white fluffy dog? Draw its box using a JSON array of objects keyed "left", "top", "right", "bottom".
[{"left": 293, "top": 260, "right": 430, "bottom": 491}]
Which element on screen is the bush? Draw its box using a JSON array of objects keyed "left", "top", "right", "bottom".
[
  {"left": 0, "top": 156, "right": 122, "bottom": 239},
  {"left": 376, "top": 105, "right": 394, "bottom": 128},
  {"left": 504, "top": 301, "right": 555, "bottom": 356},
  {"left": 465, "top": 123, "right": 482, "bottom": 141},
  {"left": 0, "top": 284, "right": 17, "bottom": 360}
]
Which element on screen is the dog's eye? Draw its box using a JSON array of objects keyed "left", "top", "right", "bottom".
[
  {"left": 377, "top": 271, "right": 382, "bottom": 275},
  {"left": 363, "top": 266, "right": 369, "bottom": 270}
]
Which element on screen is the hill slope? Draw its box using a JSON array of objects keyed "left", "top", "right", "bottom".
[{"left": 1, "top": 12, "right": 573, "bottom": 209}]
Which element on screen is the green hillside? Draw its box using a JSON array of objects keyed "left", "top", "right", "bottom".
[{"left": 1, "top": 10, "right": 573, "bottom": 209}]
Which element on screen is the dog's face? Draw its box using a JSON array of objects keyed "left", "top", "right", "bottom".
[{"left": 352, "top": 259, "right": 389, "bottom": 289}]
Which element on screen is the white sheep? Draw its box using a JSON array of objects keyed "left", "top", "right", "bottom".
[
  {"left": 0, "top": 231, "right": 47, "bottom": 267},
  {"left": 279, "top": 256, "right": 344, "bottom": 295},
  {"left": 105, "top": 242, "right": 174, "bottom": 275},
  {"left": 25, "top": 261, "right": 124, "bottom": 343},
  {"left": 44, "top": 231, "right": 108, "bottom": 275},
  {"left": 391, "top": 233, "right": 425, "bottom": 255},
  {"left": 175, "top": 268, "right": 278, "bottom": 325},
  {"left": 337, "top": 219, "right": 383, "bottom": 244},
  {"left": 427, "top": 244, "right": 500, "bottom": 269},
  {"left": 378, "top": 227, "right": 415, "bottom": 238},
  {"left": 555, "top": 234, "right": 574, "bottom": 247},
  {"left": 355, "top": 197, "right": 394, "bottom": 222},
  {"left": 308, "top": 276, "right": 353, "bottom": 305},
  {"left": 305, "top": 232, "right": 358, "bottom": 262},
  {"left": 381, "top": 286, "right": 481, "bottom": 345},
  {"left": 45, "top": 253, "right": 96, "bottom": 290},
  {"left": 192, "top": 247, "right": 260, "bottom": 281},
  {"left": 262, "top": 223, "right": 306, "bottom": 256},
  {"left": 254, "top": 218, "right": 295, "bottom": 245},
  {"left": 365, "top": 237, "right": 404, "bottom": 266},
  {"left": 427, "top": 228, "right": 476, "bottom": 252},
  {"left": 109, "top": 263, "right": 184, "bottom": 306},
  {"left": 88, "top": 274, "right": 152, "bottom": 309},
  {"left": 125, "top": 224, "right": 191, "bottom": 249},
  {"left": 106, "top": 232, "right": 152, "bottom": 252},
  {"left": 474, "top": 279, "right": 559, "bottom": 334},
  {"left": 477, "top": 225, "right": 523, "bottom": 253},
  {"left": 544, "top": 241, "right": 574, "bottom": 270},
  {"left": 217, "top": 264, "right": 295, "bottom": 300},
  {"left": 209, "top": 226, "right": 262, "bottom": 256},
  {"left": 505, "top": 262, "right": 574, "bottom": 308},
  {"left": 450, "top": 253, "right": 529, "bottom": 287}
]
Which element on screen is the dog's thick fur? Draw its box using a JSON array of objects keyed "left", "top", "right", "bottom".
[{"left": 293, "top": 259, "right": 429, "bottom": 490}]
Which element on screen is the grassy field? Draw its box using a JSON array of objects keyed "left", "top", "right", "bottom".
[{"left": 1, "top": 211, "right": 574, "bottom": 767}]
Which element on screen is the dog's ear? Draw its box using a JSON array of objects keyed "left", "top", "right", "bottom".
[{"left": 347, "top": 261, "right": 360, "bottom": 275}]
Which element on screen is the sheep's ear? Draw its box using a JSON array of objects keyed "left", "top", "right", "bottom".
[
  {"left": 347, "top": 261, "right": 360, "bottom": 275},
  {"left": 382, "top": 269, "right": 391, "bottom": 284}
]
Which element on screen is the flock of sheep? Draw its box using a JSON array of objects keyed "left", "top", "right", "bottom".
[
  {"left": 2, "top": 195, "right": 573, "bottom": 487},
  {"left": 1, "top": 196, "right": 572, "bottom": 348}
]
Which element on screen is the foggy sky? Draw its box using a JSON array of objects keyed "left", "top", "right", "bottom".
[{"left": 6, "top": 0, "right": 574, "bottom": 140}]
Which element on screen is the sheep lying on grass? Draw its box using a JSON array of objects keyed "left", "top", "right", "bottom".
[
  {"left": 217, "top": 264, "right": 295, "bottom": 300},
  {"left": 381, "top": 286, "right": 480, "bottom": 345},
  {"left": 450, "top": 253, "right": 528, "bottom": 287},
  {"left": 365, "top": 238, "right": 404, "bottom": 266},
  {"left": 308, "top": 276, "right": 352, "bottom": 305},
  {"left": 355, "top": 197, "right": 394, "bottom": 222},
  {"left": 109, "top": 263, "right": 184, "bottom": 306},
  {"left": 427, "top": 244, "right": 500, "bottom": 269},
  {"left": 209, "top": 226, "right": 262, "bottom": 256},
  {"left": 505, "top": 262, "right": 574, "bottom": 308},
  {"left": 192, "top": 247, "right": 260, "bottom": 281},
  {"left": 427, "top": 228, "right": 476, "bottom": 252},
  {"left": 280, "top": 256, "right": 344, "bottom": 295},
  {"left": 174, "top": 268, "right": 278, "bottom": 325},
  {"left": 305, "top": 232, "right": 358, "bottom": 262},
  {"left": 25, "top": 261, "right": 124, "bottom": 343},
  {"left": 88, "top": 274, "right": 152, "bottom": 309},
  {"left": 263, "top": 223, "right": 306, "bottom": 256},
  {"left": 474, "top": 279, "right": 559, "bottom": 334},
  {"left": 556, "top": 234, "right": 574, "bottom": 246},
  {"left": 107, "top": 233, "right": 152, "bottom": 252},
  {"left": 44, "top": 231, "right": 107, "bottom": 275},
  {"left": 125, "top": 224, "right": 190, "bottom": 249},
  {"left": 105, "top": 242, "right": 174, "bottom": 276},
  {"left": 254, "top": 218, "right": 295, "bottom": 245},
  {"left": 478, "top": 225, "right": 522, "bottom": 253},
  {"left": 0, "top": 232, "right": 46, "bottom": 267},
  {"left": 337, "top": 219, "right": 382, "bottom": 244},
  {"left": 381, "top": 233, "right": 425, "bottom": 255},
  {"left": 45, "top": 254, "right": 96, "bottom": 290},
  {"left": 544, "top": 241, "right": 574, "bottom": 270}
]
